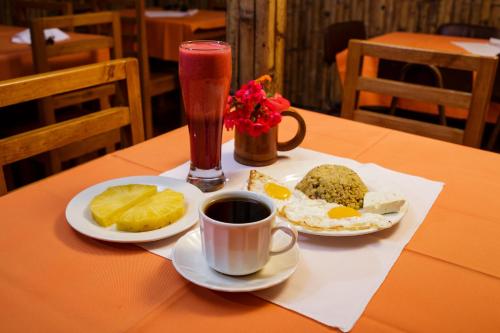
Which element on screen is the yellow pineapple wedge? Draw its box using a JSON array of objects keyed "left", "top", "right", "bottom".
[
  {"left": 116, "top": 189, "right": 185, "bottom": 232},
  {"left": 90, "top": 184, "right": 157, "bottom": 227}
]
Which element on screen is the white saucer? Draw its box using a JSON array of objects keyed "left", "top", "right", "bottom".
[
  {"left": 66, "top": 176, "right": 203, "bottom": 243},
  {"left": 172, "top": 230, "right": 299, "bottom": 292}
]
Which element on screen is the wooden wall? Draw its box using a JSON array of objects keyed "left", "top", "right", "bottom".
[
  {"left": 284, "top": 0, "right": 500, "bottom": 111},
  {"left": 226, "top": 0, "right": 286, "bottom": 93}
]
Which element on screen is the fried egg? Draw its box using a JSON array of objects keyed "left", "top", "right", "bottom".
[
  {"left": 281, "top": 195, "right": 391, "bottom": 231},
  {"left": 247, "top": 170, "right": 400, "bottom": 232},
  {"left": 247, "top": 169, "right": 306, "bottom": 209}
]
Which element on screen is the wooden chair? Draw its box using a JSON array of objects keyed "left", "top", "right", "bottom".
[
  {"left": 341, "top": 40, "right": 498, "bottom": 148},
  {"left": 13, "top": 0, "right": 73, "bottom": 29},
  {"left": 30, "top": 11, "right": 123, "bottom": 172},
  {"left": 0, "top": 58, "right": 145, "bottom": 195},
  {"left": 437, "top": 23, "right": 500, "bottom": 39},
  {"left": 92, "top": 0, "right": 178, "bottom": 139}
]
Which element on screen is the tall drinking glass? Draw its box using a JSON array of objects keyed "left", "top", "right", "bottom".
[{"left": 179, "top": 41, "right": 231, "bottom": 192}]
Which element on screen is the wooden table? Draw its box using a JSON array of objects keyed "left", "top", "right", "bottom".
[
  {"left": 0, "top": 25, "right": 109, "bottom": 81},
  {"left": 0, "top": 109, "right": 499, "bottom": 332},
  {"left": 136, "top": 10, "right": 226, "bottom": 61},
  {"left": 336, "top": 32, "right": 500, "bottom": 124}
]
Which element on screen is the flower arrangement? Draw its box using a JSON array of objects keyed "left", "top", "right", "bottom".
[{"left": 224, "top": 75, "right": 290, "bottom": 137}]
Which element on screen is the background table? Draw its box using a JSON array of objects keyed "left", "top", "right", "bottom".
[
  {"left": 0, "top": 25, "right": 109, "bottom": 81},
  {"left": 132, "top": 10, "right": 226, "bottom": 61},
  {"left": 336, "top": 32, "right": 500, "bottom": 124},
  {"left": 0, "top": 109, "right": 499, "bottom": 332}
]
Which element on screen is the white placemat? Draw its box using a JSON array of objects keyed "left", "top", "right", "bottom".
[
  {"left": 141, "top": 140, "right": 444, "bottom": 332},
  {"left": 145, "top": 9, "right": 199, "bottom": 18},
  {"left": 11, "top": 28, "right": 69, "bottom": 45},
  {"left": 452, "top": 41, "right": 500, "bottom": 57}
]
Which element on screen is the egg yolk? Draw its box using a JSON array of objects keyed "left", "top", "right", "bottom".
[
  {"left": 264, "top": 182, "right": 291, "bottom": 200},
  {"left": 328, "top": 206, "right": 361, "bottom": 219}
]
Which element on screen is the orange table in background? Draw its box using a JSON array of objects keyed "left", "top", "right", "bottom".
[
  {"left": 0, "top": 109, "right": 499, "bottom": 332},
  {"left": 0, "top": 25, "right": 109, "bottom": 81},
  {"left": 124, "top": 10, "right": 226, "bottom": 61},
  {"left": 336, "top": 32, "right": 500, "bottom": 124}
]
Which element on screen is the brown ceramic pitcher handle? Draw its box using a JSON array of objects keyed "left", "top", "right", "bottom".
[{"left": 277, "top": 110, "right": 306, "bottom": 151}]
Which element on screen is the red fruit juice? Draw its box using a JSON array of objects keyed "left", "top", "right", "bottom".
[{"left": 179, "top": 41, "right": 231, "bottom": 170}]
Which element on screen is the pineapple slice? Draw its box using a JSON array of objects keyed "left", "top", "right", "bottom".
[
  {"left": 90, "top": 184, "right": 157, "bottom": 227},
  {"left": 116, "top": 189, "right": 185, "bottom": 232}
]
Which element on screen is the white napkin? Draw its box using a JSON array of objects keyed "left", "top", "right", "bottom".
[
  {"left": 11, "top": 28, "right": 69, "bottom": 45},
  {"left": 141, "top": 141, "right": 444, "bottom": 332},
  {"left": 452, "top": 40, "right": 500, "bottom": 57},
  {"left": 145, "top": 9, "right": 199, "bottom": 18},
  {"left": 489, "top": 37, "right": 500, "bottom": 47}
]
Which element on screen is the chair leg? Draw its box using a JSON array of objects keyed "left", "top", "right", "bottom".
[
  {"left": 487, "top": 117, "right": 500, "bottom": 150},
  {"left": 438, "top": 104, "right": 447, "bottom": 126},
  {"left": 389, "top": 97, "right": 398, "bottom": 116},
  {"left": 99, "top": 95, "right": 111, "bottom": 109},
  {"left": 48, "top": 151, "right": 62, "bottom": 174},
  {"left": 37, "top": 99, "right": 56, "bottom": 124},
  {"left": 324, "top": 67, "right": 333, "bottom": 113},
  {"left": 0, "top": 166, "right": 7, "bottom": 196},
  {"left": 99, "top": 96, "right": 119, "bottom": 153},
  {"left": 38, "top": 98, "right": 61, "bottom": 174},
  {"left": 143, "top": 94, "right": 154, "bottom": 139},
  {"left": 2, "top": 164, "right": 15, "bottom": 192}
]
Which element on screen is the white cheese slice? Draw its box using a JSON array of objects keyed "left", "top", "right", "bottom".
[{"left": 362, "top": 191, "right": 405, "bottom": 214}]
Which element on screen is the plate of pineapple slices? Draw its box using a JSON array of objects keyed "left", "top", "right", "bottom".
[{"left": 66, "top": 176, "right": 204, "bottom": 243}]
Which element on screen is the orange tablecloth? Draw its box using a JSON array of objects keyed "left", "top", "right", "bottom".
[
  {"left": 0, "top": 25, "right": 109, "bottom": 81},
  {"left": 336, "top": 32, "right": 500, "bottom": 124},
  {"left": 1, "top": 110, "right": 499, "bottom": 332},
  {"left": 124, "top": 9, "right": 225, "bottom": 61}
]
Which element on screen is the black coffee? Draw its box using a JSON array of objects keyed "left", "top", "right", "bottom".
[{"left": 205, "top": 198, "right": 271, "bottom": 224}]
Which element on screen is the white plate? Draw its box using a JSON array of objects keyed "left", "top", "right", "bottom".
[
  {"left": 66, "top": 176, "right": 203, "bottom": 243},
  {"left": 244, "top": 160, "right": 408, "bottom": 237},
  {"left": 172, "top": 230, "right": 299, "bottom": 292}
]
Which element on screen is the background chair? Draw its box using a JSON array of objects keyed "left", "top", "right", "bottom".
[
  {"left": 341, "top": 40, "right": 498, "bottom": 148},
  {"left": 92, "top": 0, "right": 178, "bottom": 138},
  {"left": 437, "top": 23, "right": 500, "bottom": 39},
  {"left": 324, "top": 21, "right": 366, "bottom": 113},
  {"left": 12, "top": 0, "right": 73, "bottom": 29},
  {"left": 30, "top": 11, "right": 123, "bottom": 172},
  {"left": 0, "top": 58, "right": 145, "bottom": 195},
  {"left": 387, "top": 63, "right": 448, "bottom": 125}
]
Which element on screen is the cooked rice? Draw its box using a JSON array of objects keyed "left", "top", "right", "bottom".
[{"left": 295, "top": 164, "right": 368, "bottom": 209}]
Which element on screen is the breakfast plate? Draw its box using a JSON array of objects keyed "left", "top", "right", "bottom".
[
  {"left": 66, "top": 176, "right": 203, "bottom": 243},
  {"left": 172, "top": 230, "right": 299, "bottom": 292},
  {"left": 243, "top": 160, "right": 408, "bottom": 237}
]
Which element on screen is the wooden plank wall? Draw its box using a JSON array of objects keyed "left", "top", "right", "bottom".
[
  {"left": 226, "top": 0, "right": 286, "bottom": 93},
  {"left": 284, "top": 0, "right": 500, "bottom": 111}
]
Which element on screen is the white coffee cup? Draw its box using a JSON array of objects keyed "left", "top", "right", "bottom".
[{"left": 199, "top": 190, "right": 298, "bottom": 276}]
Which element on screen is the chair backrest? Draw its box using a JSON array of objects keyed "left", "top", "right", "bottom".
[
  {"left": 0, "top": 58, "right": 145, "bottom": 195},
  {"left": 437, "top": 23, "right": 500, "bottom": 39},
  {"left": 340, "top": 40, "right": 498, "bottom": 147},
  {"left": 13, "top": 0, "right": 73, "bottom": 28},
  {"left": 30, "top": 11, "right": 123, "bottom": 73},
  {"left": 324, "top": 21, "right": 366, "bottom": 66},
  {"left": 91, "top": 1, "right": 151, "bottom": 115}
]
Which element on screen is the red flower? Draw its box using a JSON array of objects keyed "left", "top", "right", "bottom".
[
  {"left": 224, "top": 76, "right": 290, "bottom": 136},
  {"left": 263, "top": 93, "right": 290, "bottom": 113}
]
